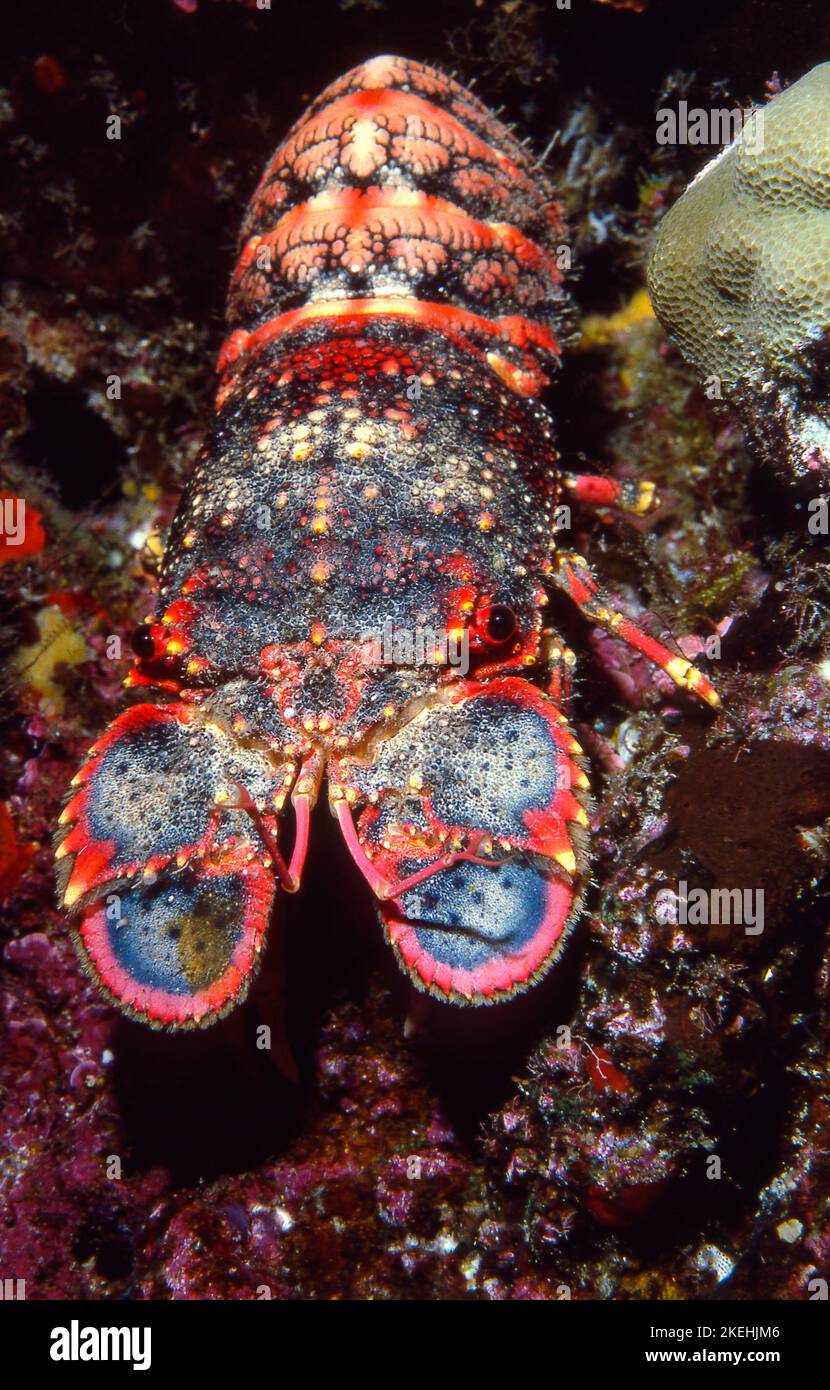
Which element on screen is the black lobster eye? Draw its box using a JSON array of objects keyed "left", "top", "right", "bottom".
[
  {"left": 131, "top": 625, "right": 156, "bottom": 659},
  {"left": 485, "top": 604, "right": 517, "bottom": 643}
]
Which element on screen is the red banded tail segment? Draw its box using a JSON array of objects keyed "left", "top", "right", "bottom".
[{"left": 219, "top": 55, "right": 567, "bottom": 401}]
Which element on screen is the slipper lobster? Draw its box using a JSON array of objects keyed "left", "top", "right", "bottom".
[{"left": 55, "top": 55, "right": 719, "bottom": 1028}]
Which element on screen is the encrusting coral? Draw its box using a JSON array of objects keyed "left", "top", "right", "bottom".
[{"left": 647, "top": 63, "right": 830, "bottom": 489}]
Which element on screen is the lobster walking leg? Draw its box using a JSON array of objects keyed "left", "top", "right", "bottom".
[
  {"left": 562, "top": 472, "right": 657, "bottom": 515},
  {"left": 551, "top": 550, "right": 720, "bottom": 707}
]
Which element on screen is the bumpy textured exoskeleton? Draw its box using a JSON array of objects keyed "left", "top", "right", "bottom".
[{"left": 55, "top": 56, "right": 718, "bottom": 1028}]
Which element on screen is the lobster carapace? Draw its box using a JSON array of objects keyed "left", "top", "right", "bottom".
[{"left": 55, "top": 56, "right": 718, "bottom": 1027}]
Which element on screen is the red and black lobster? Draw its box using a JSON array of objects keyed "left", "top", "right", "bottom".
[{"left": 55, "top": 56, "right": 718, "bottom": 1028}]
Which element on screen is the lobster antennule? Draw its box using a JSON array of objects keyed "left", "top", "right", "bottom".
[
  {"left": 286, "top": 787, "right": 311, "bottom": 891},
  {"left": 216, "top": 751, "right": 320, "bottom": 893},
  {"left": 287, "top": 751, "right": 323, "bottom": 889}
]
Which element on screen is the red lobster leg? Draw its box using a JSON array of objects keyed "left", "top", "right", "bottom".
[
  {"left": 54, "top": 704, "right": 297, "bottom": 1027},
  {"left": 329, "top": 677, "right": 591, "bottom": 1004},
  {"left": 562, "top": 472, "right": 657, "bottom": 516},
  {"left": 552, "top": 550, "right": 720, "bottom": 708}
]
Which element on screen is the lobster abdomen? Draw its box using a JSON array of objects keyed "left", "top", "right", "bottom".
[{"left": 223, "top": 53, "right": 568, "bottom": 390}]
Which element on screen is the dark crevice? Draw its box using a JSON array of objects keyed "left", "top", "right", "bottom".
[{"left": 19, "top": 372, "right": 128, "bottom": 509}]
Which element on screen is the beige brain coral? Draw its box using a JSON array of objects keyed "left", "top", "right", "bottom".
[{"left": 647, "top": 63, "right": 830, "bottom": 485}]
